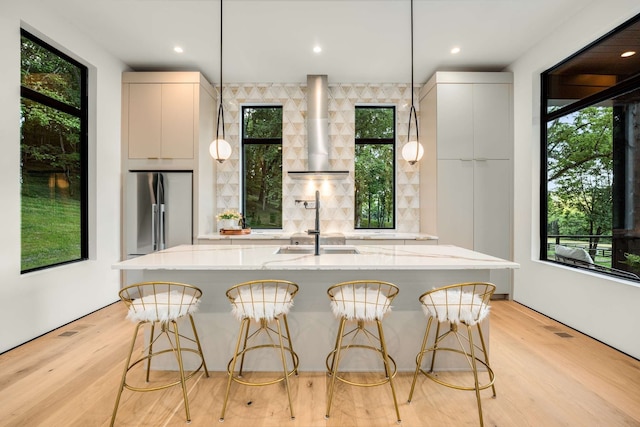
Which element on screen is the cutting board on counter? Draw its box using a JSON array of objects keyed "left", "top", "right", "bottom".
[{"left": 219, "top": 229, "right": 251, "bottom": 235}]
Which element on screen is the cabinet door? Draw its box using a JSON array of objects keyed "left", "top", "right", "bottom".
[
  {"left": 436, "top": 84, "right": 474, "bottom": 160},
  {"left": 474, "top": 159, "right": 511, "bottom": 294},
  {"left": 161, "top": 84, "right": 195, "bottom": 159},
  {"left": 128, "top": 84, "right": 162, "bottom": 158},
  {"left": 437, "top": 159, "right": 474, "bottom": 249},
  {"left": 473, "top": 84, "right": 511, "bottom": 160}
]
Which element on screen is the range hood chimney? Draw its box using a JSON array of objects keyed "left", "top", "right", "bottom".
[{"left": 288, "top": 75, "right": 349, "bottom": 180}]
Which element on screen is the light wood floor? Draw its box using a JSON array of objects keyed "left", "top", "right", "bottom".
[{"left": 2, "top": 300, "right": 640, "bottom": 427}]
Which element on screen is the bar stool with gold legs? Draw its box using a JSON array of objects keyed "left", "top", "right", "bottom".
[
  {"left": 220, "top": 279, "right": 299, "bottom": 422},
  {"left": 111, "top": 281, "right": 209, "bottom": 426},
  {"left": 408, "top": 282, "right": 496, "bottom": 427},
  {"left": 325, "top": 280, "right": 401, "bottom": 423}
]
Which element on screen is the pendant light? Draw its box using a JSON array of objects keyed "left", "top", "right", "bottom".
[
  {"left": 401, "top": 0, "right": 424, "bottom": 165},
  {"left": 209, "top": 0, "right": 232, "bottom": 163}
]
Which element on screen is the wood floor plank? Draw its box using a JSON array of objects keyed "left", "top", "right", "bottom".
[{"left": 1, "top": 300, "right": 640, "bottom": 427}]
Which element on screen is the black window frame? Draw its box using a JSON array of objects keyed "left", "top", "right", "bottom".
[
  {"left": 354, "top": 105, "right": 396, "bottom": 230},
  {"left": 20, "top": 29, "right": 89, "bottom": 273},
  {"left": 240, "top": 105, "right": 283, "bottom": 230},
  {"left": 540, "top": 13, "right": 640, "bottom": 280}
]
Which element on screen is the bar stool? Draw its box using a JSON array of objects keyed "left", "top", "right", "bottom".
[
  {"left": 408, "top": 282, "right": 496, "bottom": 427},
  {"left": 220, "top": 279, "right": 299, "bottom": 422},
  {"left": 111, "top": 281, "right": 209, "bottom": 426},
  {"left": 325, "top": 280, "right": 401, "bottom": 423}
]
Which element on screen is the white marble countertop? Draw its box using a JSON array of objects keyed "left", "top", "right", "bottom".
[
  {"left": 197, "top": 231, "right": 438, "bottom": 241},
  {"left": 113, "top": 244, "right": 518, "bottom": 271}
]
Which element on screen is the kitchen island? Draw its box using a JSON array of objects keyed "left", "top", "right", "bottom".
[{"left": 113, "top": 244, "right": 518, "bottom": 371}]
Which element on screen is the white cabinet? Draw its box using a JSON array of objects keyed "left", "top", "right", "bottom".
[
  {"left": 122, "top": 72, "right": 214, "bottom": 164},
  {"left": 419, "top": 72, "right": 513, "bottom": 296},
  {"left": 121, "top": 72, "right": 217, "bottom": 257},
  {"left": 126, "top": 83, "right": 195, "bottom": 159}
]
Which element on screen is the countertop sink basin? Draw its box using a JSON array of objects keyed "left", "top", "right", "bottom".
[{"left": 275, "top": 245, "right": 360, "bottom": 255}]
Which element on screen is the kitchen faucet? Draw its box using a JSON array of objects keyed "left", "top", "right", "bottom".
[{"left": 295, "top": 190, "right": 320, "bottom": 255}]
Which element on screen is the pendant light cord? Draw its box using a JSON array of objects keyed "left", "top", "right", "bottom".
[
  {"left": 407, "top": 0, "right": 419, "bottom": 162},
  {"left": 215, "top": 0, "right": 225, "bottom": 143}
]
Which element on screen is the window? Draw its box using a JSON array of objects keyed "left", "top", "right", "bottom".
[
  {"left": 241, "top": 106, "right": 283, "bottom": 229},
  {"left": 20, "top": 30, "right": 88, "bottom": 273},
  {"left": 541, "top": 14, "right": 640, "bottom": 280},
  {"left": 354, "top": 106, "right": 395, "bottom": 229}
]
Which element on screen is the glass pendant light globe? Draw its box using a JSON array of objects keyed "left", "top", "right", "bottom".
[
  {"left": 402, "top": 139, "right": 424, "bottom": 165},
  {"left": 209, "top": 138, "right": 232, "bottom": 163}
]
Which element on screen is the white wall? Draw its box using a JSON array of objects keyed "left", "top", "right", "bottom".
[
  {"left": 510, "top": 1, "right": 640, "bottom": 359},
  {"left": 0, "top": 2, "right": 125, "bottom": 353}
]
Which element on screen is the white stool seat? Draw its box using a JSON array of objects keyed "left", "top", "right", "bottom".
[
  {"left": 421, "top": 288, "right": 490, "bottom": 326},
  {"left": 231, "top": 285, "right": 294, "bottom": 321},
  {"left": 126, "top": 290, "right": 200, "bottom": 323},
  {"left": 330, "top": 286, "right": 391, "bottom": 321}
]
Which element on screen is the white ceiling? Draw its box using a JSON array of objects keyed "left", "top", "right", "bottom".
[{"left": 35, "top": 0, "right": 593, "bottom": 84}]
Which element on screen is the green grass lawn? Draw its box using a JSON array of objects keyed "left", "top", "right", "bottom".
[{"left": 21, "top": 180, "right": 81, "bottom": 272}]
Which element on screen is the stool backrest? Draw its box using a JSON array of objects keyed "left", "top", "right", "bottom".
[
  {"left": 119, "top": 281, "right": 203, "bottom": 323},
  {"left": 327, "top": 280, "right": 399, "bottom": 321},
  {"left": 419, "top": 282, "right": 495, "bottom": 325},
  {"left": 226, "top": 280, "right": 299, "bottom": 321}
]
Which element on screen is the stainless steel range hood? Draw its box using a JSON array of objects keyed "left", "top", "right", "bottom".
[{"left": 288, "top": 75, "right": 349, "bottom": 180}]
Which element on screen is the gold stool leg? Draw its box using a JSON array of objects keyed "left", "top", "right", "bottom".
[
  {"left": 188, "top": 314, "right": 210, "bottom": 377},
  {"left": 467, "top": 324, "right": 485, "bottom": 427},
  {"left": 110, "top": 322, "right": 143, "bottom": 427},
  {"left": 238, "top": 318, "right": 252, "bottom": 377},
  {"left": 282, "top": 314, "right": 299, "bottom": 376},
  {"left": 476, "top": 322, "right": 496, "bottom": 397},
  {"left": 220, "top": 318, "right": 249, "bottom": 422},
  {"left": 276, "top": 317, "right": 295, "bottom": 419},
  {"left": 146, "top": 322, "right": 155, "bottom": 382},
  {"left": 376, "top": 319, "right": 401, "bottom": 423},
  {"left": 170, "top": 320, "right": 192, "bottom": 423},
  {"left": 408, "top": 316, "right": 433, "bottom": 403},
  {"left": 428, "top": 320, "right": 443, "bottom": 373},
  {"left": 325, "top": 317, "right": 347, "bottom": 419}
]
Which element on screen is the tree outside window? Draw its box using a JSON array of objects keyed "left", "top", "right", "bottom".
[
  {"left": 354, "top": 106, "right": 395, "bottom": 229},
  {"left": 542, "top": 14, "right": 640, "bottom": 279},
  {"left": 242, "top": 106, "right": 282, "bottom": 229},
  {"left": 20, "top": 30, "right": 88, "bottom": 272}
]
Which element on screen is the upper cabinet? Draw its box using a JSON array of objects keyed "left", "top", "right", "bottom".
[
  {"left": 430, "top": 74, "right": 512, "bottom": 160},
  {"left": 122, "top": 72, "right": 215, "bottom": 168}
]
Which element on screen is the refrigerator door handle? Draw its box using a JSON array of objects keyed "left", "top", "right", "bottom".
[
  {"left": 159, "top": 203, "right": 166, "bottom": 250},
  {"left": 152, "top": 203, "right": 158, "bottom": 251}
]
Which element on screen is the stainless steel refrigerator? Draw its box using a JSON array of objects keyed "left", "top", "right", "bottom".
[{"left": 125, "top": 171, "right": 193, "bottom": 257}]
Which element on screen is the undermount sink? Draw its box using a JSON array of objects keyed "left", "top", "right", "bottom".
[{"left": 275, "top": 245, "right": 360, "bottom": 255}]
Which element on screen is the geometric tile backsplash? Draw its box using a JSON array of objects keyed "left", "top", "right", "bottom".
[{"left": 215, "top": 81, "right": 421, "bottom": 234}]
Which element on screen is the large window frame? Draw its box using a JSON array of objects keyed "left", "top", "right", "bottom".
[
  {"left": 354, "top": 105, "right": 396, "bottom": 230},
  {"left": 241, "top": 105, "right": 283, "bottom": 229},
  {"left": 20, "top": 29, "right": 88, "bottom": 273},
  {"left": 540, "top": 14, "right": 640, "bottom": 281}
]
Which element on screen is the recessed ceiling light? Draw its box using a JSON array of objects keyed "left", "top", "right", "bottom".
[
  {"left": 313, "top": 45, "right": 322, "bottom": 54},
  {"left": 174, "top": 46, "right": 184, "bottom": 54},
  {"left": 450, "top": 47, "right": 461, "bottom": 55},
  {"left": 621, "top": 50, "right": 636, "bottom": 58}
]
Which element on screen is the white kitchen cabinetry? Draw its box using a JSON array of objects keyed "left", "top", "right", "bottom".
[
  {"left": 122, "top": 72, "right": 215, "bottom": 167},
  {"left": 419, "top": 72, "right": 513, "bottom": 296},
  {"left": 121, "top": 71, "right": 217, "bottom": 253}
]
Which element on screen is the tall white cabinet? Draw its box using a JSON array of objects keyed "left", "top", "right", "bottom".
[
  {"left": 121, "top": 71, "right": 218, "bottom": 254},
  {"left": 419, "top": 72, "right": 513, "bottom": 296}
]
